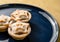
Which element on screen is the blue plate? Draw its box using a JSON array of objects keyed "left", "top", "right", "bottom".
[{"left": 0, "top": 4, "right": 58, "bottom": 42}]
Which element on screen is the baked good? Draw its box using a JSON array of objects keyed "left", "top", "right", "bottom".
[
  {"left": 0, "top": 15, "right": 10, "bottom": 32},
  {"left": 11, "top": 9, "right": 31, "bottom": 22},
  {"left": 8, "top": 21, "right": 31, "bottom": 40}
]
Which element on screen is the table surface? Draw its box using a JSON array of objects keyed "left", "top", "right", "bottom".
[{"left": 0, "top": 0, "right": 60, "bottom": 42}]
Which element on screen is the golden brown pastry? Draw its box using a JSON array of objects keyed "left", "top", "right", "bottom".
[
  {"left": 10, "top": 9, "right": 31, "bottom": 22},
  {"left": 8, "top": 21, "right": 31, "bottom": 40},
  {"left": 0, "top": 15, "right": 10, "bottom": 32}
]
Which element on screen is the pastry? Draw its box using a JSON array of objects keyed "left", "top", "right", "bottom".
[
  {"left": 0, "top": 15, "right": 10, "bottom": 32},
  {"left": 11, "top": 9, "right": 31, "bottom": 22},
  {"left": 8, "top": 21, "right": 31, "bottom": 40}
]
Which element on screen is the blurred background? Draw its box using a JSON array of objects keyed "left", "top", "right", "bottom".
[{"left": 0, "top": 0, "right": 60, "bottom": 42}]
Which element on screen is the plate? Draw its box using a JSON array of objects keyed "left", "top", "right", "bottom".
[{"left": 0, "top": 4, "right": 58, "bottom": 42}]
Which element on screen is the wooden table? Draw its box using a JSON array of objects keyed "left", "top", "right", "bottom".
[{"left": 0, "top": 0, "right": 60, "bottom": 42}]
